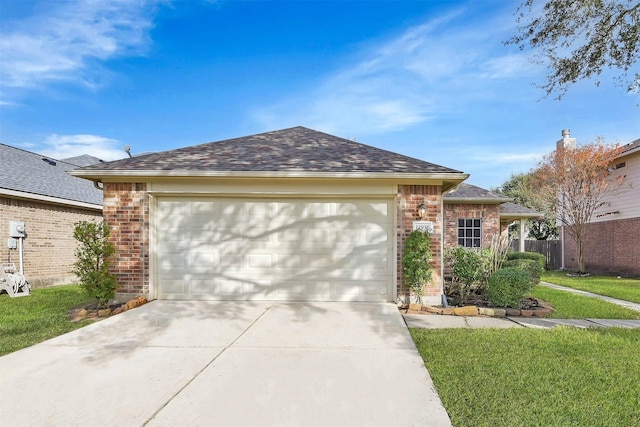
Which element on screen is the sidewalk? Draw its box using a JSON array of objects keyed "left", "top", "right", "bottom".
[
  {"left": 539, "top": 281, "right": 640, "bottom": 312},
  {"left": 405, "top": 314, "right": 640, "bottom": 329},
  {"left": 405, "top": 281, "right": 640, "bottom": 330}
]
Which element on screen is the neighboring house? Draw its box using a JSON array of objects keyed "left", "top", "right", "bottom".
[
  {"left": 0, "top": 144, "right": 104, "bottom": 286},
  {"left": 70, "top": 127, "right": 539, "bottom": 304},
  {"left": 560, "top": 136, "right": 640, "bottom": 276},
  {"left": 443, "top": 183, "right": 542, "bottom": 252}
]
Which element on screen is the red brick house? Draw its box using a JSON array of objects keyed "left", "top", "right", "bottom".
[
  {"left": 70, "top": 127, "right": 536, "bottom": 304},
  {"left": 0, "top": 144, "right": 103, "bottom": 286}
]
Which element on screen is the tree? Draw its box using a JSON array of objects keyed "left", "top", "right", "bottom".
[
  {"left": 530, "top": 139, "right": 625, "bottom": 273},
  {"left": 73, "top": 220, "right": 118, "bottom": 308},
  {"left": 494, "top": 172, "right": 558, "bottom": 240},
  {"left": 507, "top": 0, "right": 640, "bottom": 98}
]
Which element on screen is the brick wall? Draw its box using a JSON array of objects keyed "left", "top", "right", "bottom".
[
  {"left": 0, "top": 196, "right": 102, "bottom": 286},
  {"left": 103, "top": 183, "right": 149, "bottom": 298},
  {"left": 396, "top": 185, "right": 443, "bottom": 304},
  {"left": 443, "top": 203, "right": 501, "bottom": 250},
  {"left": 562, "top": 217, "right": 640, "bottom": 276}
]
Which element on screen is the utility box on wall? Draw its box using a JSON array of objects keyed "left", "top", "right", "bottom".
[
  {"left": 7, "top": 238, "right": 17, "bottom": 249},
  {"left": 9, "top": 221, "right": 26, "bottom": 238}
]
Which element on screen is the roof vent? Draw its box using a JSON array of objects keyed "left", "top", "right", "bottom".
[{"left": 42, "top": 158, "right": 56, "bottom": 166}]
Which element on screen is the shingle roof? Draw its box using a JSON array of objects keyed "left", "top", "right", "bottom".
[
  {"left": 499, "top": 202, "right": 543, "bottom": 218},
  {"left": 0, "top": 143, "right": 103, "bottom": 207},
  {"left": 63, "top": 154, "right": 105, "bottom": 167},
  {"left": 75, "top": 126, "right": 464, "bottom": 175},
  {"left": 620, "top": 138, "right": 640, "bottom": 155},
  {"left": 444, "top": 183, "right": 510, "bottom": 203}
]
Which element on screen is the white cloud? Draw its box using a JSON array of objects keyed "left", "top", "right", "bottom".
[
  {"left": 473, "top": 151, "right": 544, "bottom": 164},
  {"left": 252, "top": 6, "right": 534, "bottom": 136},
  {"left": 0, "top": 0, "right": 157, "bottom": 91},
  {"left": 39, "top": 134, "right": 127, "bottom": 161}
]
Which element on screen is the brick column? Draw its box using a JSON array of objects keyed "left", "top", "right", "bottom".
[
  {"left": 103, "top": 183, "right": 149, "bottom": 299},
  {"left": 397, "top": 185, "right": 443, "bottom": 305}
]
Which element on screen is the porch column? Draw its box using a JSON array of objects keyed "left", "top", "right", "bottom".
[{"left": 519, "top": 219, "right": 526, "bottom": 252}]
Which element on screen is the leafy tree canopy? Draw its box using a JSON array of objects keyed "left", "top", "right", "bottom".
[
  {"left": 493, "top": 172, "right": 558, "bottom": 240},
  {"left": 530, "top": 139, "right": 625, "bottom": 272},
  {"left": 507, "top": 0, "right": 640, "bottom": 98}
]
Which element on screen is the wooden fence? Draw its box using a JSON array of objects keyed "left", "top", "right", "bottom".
[{"left": 510, "top": 240, "right": 561, "bottom": 270}]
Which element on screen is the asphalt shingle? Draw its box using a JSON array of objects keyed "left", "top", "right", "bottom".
[
  {"left": 76, "top": 127, "right": 463, "bottom": 174},
  {"left": 444, "top": 183, "right": 510, "bottom": 202},
  {"left": 0, "top": 144, "right": 103, "bottom": 206}
]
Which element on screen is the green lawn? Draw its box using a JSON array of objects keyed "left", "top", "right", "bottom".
[
  {"left": 411, "top": 327, "right": 640, "bottom": 427},
  {"left": 542, "top": 270, "right": 640, "bottom": 304},
  {"left": 530, "top": 285, "right": 640, "bottom": 319},
  {"left": 0, "top": 285, "right": 94, "bottom": 356}
]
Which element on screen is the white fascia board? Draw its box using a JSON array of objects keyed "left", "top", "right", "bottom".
[
  {"left": 69, "top": 169, "right": 470, "bottom": 181},
  {"left": 500, "top": 213, "right": 544, "bottom": 219},
  {"left": 0, "top": 188, "right": 103, "bottom": 211},
  {"left": 617, "top": 145, "right": 640, "bottom": 158}
]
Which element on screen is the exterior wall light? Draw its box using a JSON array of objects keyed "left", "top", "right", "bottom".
[{"left": 417, "top": 203, "right": 427, "bottom": 219}]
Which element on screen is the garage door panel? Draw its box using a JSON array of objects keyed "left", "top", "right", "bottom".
[
  {"left": 191, "top": 278, "right": 219, "bottom": 294},
  {"left": 156, "top": 198, "right": 393, "bottom": 301}
]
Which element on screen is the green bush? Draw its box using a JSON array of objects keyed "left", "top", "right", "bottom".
[
  {"left": 402, "top": 230, "right": 433, "bottom": 303},
  {"left": 73, "top": 221, "right": 118, "bottom": 308},
  {"left": 444, "top": 247, "right": 484, "bottom": 305},
  {"left": 507, "top": 251, "right": 546, "bottom": 270},
  {"left": 503, "top": 259, "right": 543, "bottom": 287},
  {"left": 488, "top": 268, "right": 531, "bottom": 308}
]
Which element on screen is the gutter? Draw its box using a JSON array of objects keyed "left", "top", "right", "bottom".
[
  {"left": 0, "top": 188, "right": 102, "bottom": 211},
  {"left": 69, "top": 169, "right": 470, "bottom": 184}
]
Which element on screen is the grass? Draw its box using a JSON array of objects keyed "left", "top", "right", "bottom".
[
  {"left": 411, "top": 327, "right": 640, "bottom": 427},
  {"left": 0, "top": 284, "right": 94, "bottom": 356},
  {"left": 530, "top": 285, "right": 640, "bottom": 319},
  {"left": 542, "top": 270, "right": 640, "bottom": 304}
]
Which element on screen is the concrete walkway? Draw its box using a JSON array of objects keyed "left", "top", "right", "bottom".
[
  {"left": 0, "top": 301, "right": 451, "bottom": 427},
  {"left": 539, "top": 281, "right": 640, "bottom": 312},
  {"left": 406, "top": 281, "right": 640, "bottom": 330}
]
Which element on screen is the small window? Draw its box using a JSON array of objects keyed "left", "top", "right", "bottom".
[
  {"left": 614, "top": 162, "right": 626, "bottom": 170},
  {"left": 457, "top": 218, "right": 481, "bottom": 248}
]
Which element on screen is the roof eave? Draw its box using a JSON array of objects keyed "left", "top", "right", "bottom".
[
  {"left": 69, "top": 169, "right": 470, "bottom": 182},
  {"left": 500, "top": 213, "right": 544, "bottom": 221},
  {"left": 0, "top": 187, "right": 103, "bottom": 211},
  {"left": 444, "top": 197, "right": 511, "bottom": 204}
]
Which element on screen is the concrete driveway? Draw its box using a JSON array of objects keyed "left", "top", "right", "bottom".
[{"left": 0, "top": 301, "right": 451, "bottom": 426}]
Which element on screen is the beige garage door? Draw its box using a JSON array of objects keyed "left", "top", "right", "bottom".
[{"left": 155, "top": 197, "right": 394, "bottom": 301}]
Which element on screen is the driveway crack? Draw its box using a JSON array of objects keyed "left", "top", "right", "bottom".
[{"left": 141, "top": 305, "right": 272, "bottom": 426}]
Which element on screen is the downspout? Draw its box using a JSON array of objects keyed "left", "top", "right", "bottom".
[{"left": 93, "top": 180, "right": 104, "bottom": 190}]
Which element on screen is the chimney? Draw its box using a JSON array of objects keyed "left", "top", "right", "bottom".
[{"left": 557, "top": 129, "right": 576, "bottom": 152}]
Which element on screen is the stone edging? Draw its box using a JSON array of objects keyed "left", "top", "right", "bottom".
[
  {"left": 68, "top": 296, "right": 148, "bottom": 322},
  {"left": 402, "top": 300, "right": 555, "bottom": 318}
]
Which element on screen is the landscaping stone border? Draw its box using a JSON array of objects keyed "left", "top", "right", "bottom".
[
  {"left": 68, "top": 296, "right": 148, "bottom": 322},
  {"left": 402, "top": 299, "right": 555, "bottom": 318}
]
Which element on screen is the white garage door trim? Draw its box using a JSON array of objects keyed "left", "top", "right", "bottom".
[{"left": 151, "top": 196, "right": 394, "bottom": 302}]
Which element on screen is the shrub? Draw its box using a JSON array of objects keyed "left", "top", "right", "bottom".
[
  {"left": 445, "top": 247, "right": 484, "bottom": 305},
  {"left": 73, "top": 221, "right": 118, "bottom": 308},
  {"left": 402, "top": 230, "right": 433, "bottom": 303},
  {"left": 506, "top": 251, "right": 546, "bottom": 270},
  {"left": 488, "top": 268, "right": 531, "bottom": 308},
  {"left": 503, "top": 259, "right": 543, "bottom": 287}
]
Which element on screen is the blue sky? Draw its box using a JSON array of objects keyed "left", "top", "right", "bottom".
[{"left": 1, "top": 0, "right": 639, "bottom": 189}]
